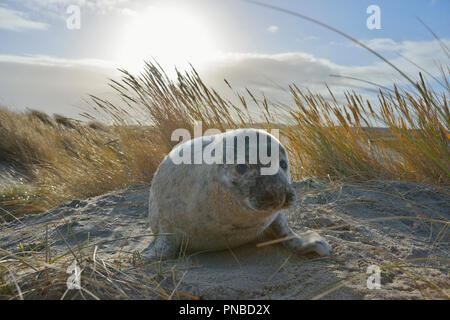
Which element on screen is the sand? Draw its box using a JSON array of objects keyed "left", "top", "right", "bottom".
[{"left": 0, "top": 179, "right": 448, "bottom": 299}]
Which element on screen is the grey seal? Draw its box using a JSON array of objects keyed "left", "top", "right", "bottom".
[{"left": 146, "top": 128, "right": 331, "bottom": 259}]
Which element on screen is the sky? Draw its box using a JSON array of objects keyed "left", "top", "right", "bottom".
[{"left": 0, "top": 0, "right": 449, "bottom": 119}]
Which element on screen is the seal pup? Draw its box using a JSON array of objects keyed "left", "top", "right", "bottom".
[{"left": 146, "top": 128, "right": 331, "bottom": 259}]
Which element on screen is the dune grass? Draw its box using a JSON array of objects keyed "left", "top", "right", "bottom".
[
  {"left": 0, "top": 60, "right": 448, "bottom": 218},
  {"left": 0, "top": 232, "right": 183, "bottom": 300},
  {"left": 0, "top": 2, "right": 449, "bottom": 298},
  {"left": 0, "top": 63, "right": 448, "bottom": 300},
  {"left": 0, "top": 108, "right": 162, "bottom": 216},
  {"left": 285, "top": 78, "right": 449, "bottom": 184}
]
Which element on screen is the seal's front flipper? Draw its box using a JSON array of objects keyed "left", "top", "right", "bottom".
[
  {"left": 267, "top": 213, "right": 331, "bottom": 256},
  {"left": 143, "top": 235, "right": 179, "bottom": 260},
  {"left": 292, "top": 232, "right": 331, "bottom": 256}
]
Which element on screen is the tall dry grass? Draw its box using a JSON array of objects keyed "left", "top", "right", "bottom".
[
  {"left": 0, "top": 2, "right": 448, "bottom": 300},
  {"left": 242, "top": 0, "right": 449, "bottom": 184},
  {"left": 285, "top": 77, "right": 449, "bottom": 184},
  {"left": 0, "top": 60, "right": 448, "bottom": 218},
  {"left": 0, "top": 108, "right": 161, "bottom": 216},
  {"left": 88, "top": 61, "right": 449, "bottom": 185}
]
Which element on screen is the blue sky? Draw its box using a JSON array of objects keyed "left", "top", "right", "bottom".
[{"left": 0, "top": 0, "right": 449, "bottom": 118}]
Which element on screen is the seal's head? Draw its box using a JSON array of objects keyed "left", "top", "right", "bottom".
[{"left": 217, "top": 129, "right": 296, "bottom": 212}]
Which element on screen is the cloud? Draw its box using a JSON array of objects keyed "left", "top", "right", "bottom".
[
  {"left": 303, "top": 36, "right": 318, "bottom": 41},
  {"left": 0, "top": 38, "right": 448, "bottom": 120},
  {"left": 0, "top": 54, "right": 114, "bottom": 68},
  {"left": 0, "top": 55, "right": 119, "bottom": 119},
  {"left": 267, "top": 25, "right": 279, "bottom": 33},
  {"left": 362, "top": 38, "right": 401, "bottom": 51},
  {"left": 199, "top": 38, "right": 450, "bottom": 104},
  {"left": 0, "top": 7, "right": 48, "bottom": 31},
  {"left": 19, "top": 0, "right": 136, "bottom": 16},
  {"left": 295, "top": 36, "right": 319, "bottom": 43}
]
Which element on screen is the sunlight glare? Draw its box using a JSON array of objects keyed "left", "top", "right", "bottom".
[{"left": 115, "top": 6, "right": 218, "bottom": 74}]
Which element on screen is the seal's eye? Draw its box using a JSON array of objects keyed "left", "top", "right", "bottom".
[
  {"left": 280, "top": 159, "right": 288, "bottom": 170},
  {"left": 235, "top": 164, "right": 248, "bottom": 175}
]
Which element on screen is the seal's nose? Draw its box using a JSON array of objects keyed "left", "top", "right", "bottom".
[
  {"left": 276, "top": 194, "right": 287, "bottom": 207},
  {"left": 251, "top": 173, "right": 295, "bottom": 210},
  {"left": 282, "top": 186, "right": 296, "bottom": 208},
  {"left": 262, "top": 192, "right": 286, "bottom": 207}
]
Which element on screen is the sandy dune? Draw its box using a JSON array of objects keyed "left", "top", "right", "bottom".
[{"left": 1, "top": 180, "right": 448, "bottom": 299}]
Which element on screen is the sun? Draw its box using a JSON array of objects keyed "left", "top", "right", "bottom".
[{"left": 115, "top": 5, "right": 217, "bottom": 73}]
